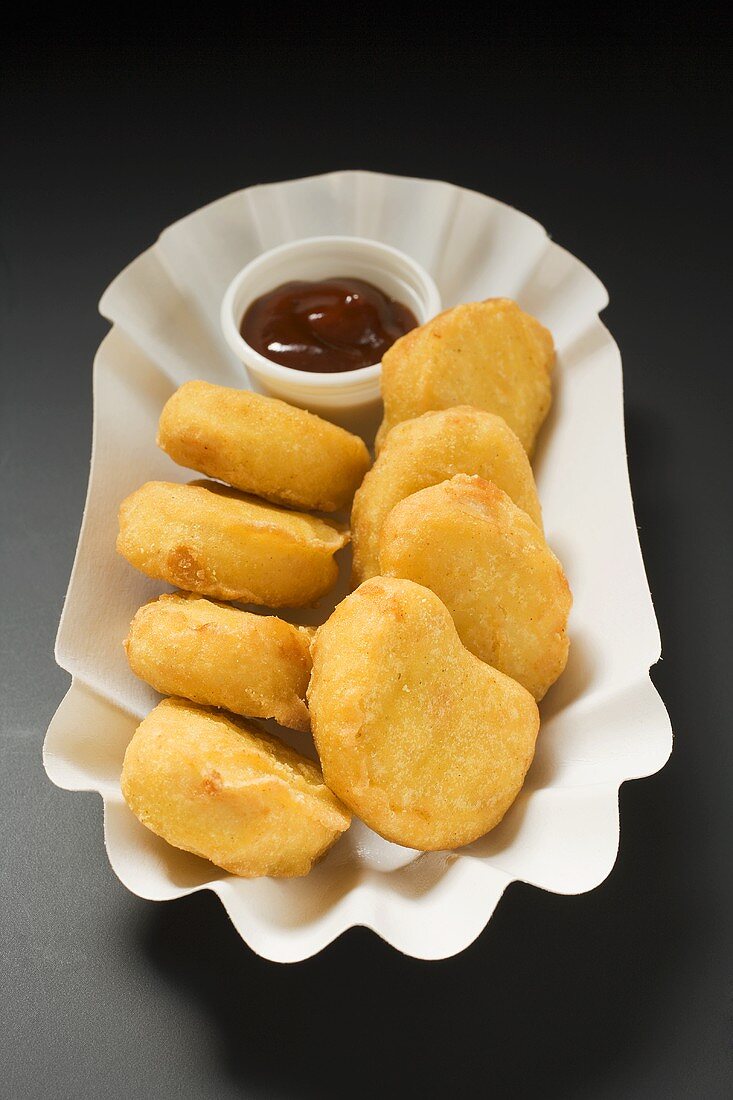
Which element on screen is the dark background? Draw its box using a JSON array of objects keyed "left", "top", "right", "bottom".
[{"left": 2, "top": 10, "right": 732, "bottom": 1098}]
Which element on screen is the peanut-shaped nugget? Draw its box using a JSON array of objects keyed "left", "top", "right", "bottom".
[
  {"left": 157, "top": 381, "right": 371, "bottom": 512},
  {"left": 117, "top": 480, "right": 348, "bottom": 606},
  {"left": 125, "top": 593, "right": 314, "bottom": 731},
  {"left": 308, "top": 577, "right": 539, "bottom": 851},
  {"left": 121, "top": 698, "right": 351, "bottom": 878},
  {"left": 376, "top": 298, "right": 554, "bottom": 455}
]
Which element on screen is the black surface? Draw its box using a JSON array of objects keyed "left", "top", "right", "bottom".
[{"left": 2, "top": 15, "right": 732, "bottom": 1099}]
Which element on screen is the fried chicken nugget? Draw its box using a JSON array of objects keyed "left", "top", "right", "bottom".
[
  {"left": 376, "top": 298, "right": 555, "bottom": 455},
  {"left": 379, "top": 475, "right": 571, "bottom": 700},
  {"left": 157, "top": 381, "right": 371, "bottom": 512},
  {"left": 125, "top": 592, "right": 314, "bottom": 731},
  {"left": 351, "top": 406, "right": 542, "bottom": 583},
  {"left": 117, "top": 480, "right": 348, "bottom": 607},
  {"left": 308, "top": 577, "right": 539, "bottom": 851},
  {"left": 121, "top": 698, "right": 351, "bottom": 878}
]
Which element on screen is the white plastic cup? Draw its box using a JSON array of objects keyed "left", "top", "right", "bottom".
[{"left": 220, "top": 236, "right": 441, "bottom": 425}]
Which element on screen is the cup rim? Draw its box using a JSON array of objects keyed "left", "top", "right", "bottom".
[{"left": 220, "top": 235, "right": 441, "bottom": 390}]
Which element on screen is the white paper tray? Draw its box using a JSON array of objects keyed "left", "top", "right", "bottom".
[{"left": 44, "top": 171, "right": 672, "bottom": 962}]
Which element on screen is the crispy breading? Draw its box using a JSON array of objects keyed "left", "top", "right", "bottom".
[
  {"left": 379, "top": 475, "right": 571, "bottom": 700},
  {"left": 157, "top": 380, "right": 371, "bottom": 512},
  {"left": 351, "top": 406, "right": 542, "bottom": 583},
  {"left": 121, "top": 698, "right": 351, "bottom": 878},
  {"left": 116, "top": 480, "right": 348, "bottom": 606},
  {"left": 308, "top": 577, "right": 539, "bottom": 851},
  {"left": 376, "top": 298, "right": 554, "bottom": 455},
  {"left": 125, "top": 592, "right": 314, "bottom": 731}
]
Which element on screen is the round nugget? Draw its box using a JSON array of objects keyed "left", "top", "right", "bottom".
[
  {"left": 376, "top": 298, "right": 555, "bottom": 455},
  {"left": 157, "top": 380, "right": 371, "bottom": 512},
  {"left": 116, "top": 480, "right": 348, "bottom": 607},
  {"left": 121, "top": 698, "right": 351, "bottom": 878},
  {"left": 308, "top": 577, "right": 539, "bottom": 851},
  {"left": 125, "top": 592, "right": 314, "bottom": 731},
  {"left": 351, "top": 406, "right": 542, "bottom": 583},
  {"left": 379, "top": 475, "right": 571, "bottom": 700}
]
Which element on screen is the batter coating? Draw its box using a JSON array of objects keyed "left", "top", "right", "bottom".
[
  {"left": 117, "top": 480, "right": 348, "bottom": 607},
  {"left": 125, "top": 592, "right": 314, "bottom": 731},
  {"left": 308, "top": 577, "right": 539, "bottom": 851},
  {"left": 121, "top": 698, "right": 351, "bottom": 878},
  {"left": 376, "top": 298, "right": 555, "bottom": 455},
  {"left": 351, "top": 406, "right": 542, "bottom": 583},
  {"left": 157, "top": 380, "right": 371, "bottom": 512},
  {"left": 379, "top": 475, "right": 571, "bottom": 700}
]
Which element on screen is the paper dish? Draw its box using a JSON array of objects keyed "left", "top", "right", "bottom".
[{"left": 44, "top": 171, "right": 672, "bottom": 962}]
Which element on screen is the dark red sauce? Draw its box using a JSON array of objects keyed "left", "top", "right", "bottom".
[{"left": 240, "top": 277, "right": 418, "bottom": 373}]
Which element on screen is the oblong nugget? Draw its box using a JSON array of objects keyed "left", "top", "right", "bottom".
[
  {"left": 376, "top": 298, "right": 555, "bottom": 454},
  {"left": 125, "top": 592, "right": 314, "bottom": 731},
  {"left": 157, "top": 380, "right": 371, "bottom": 512},
  {"left": 121, "top": 698, "right": 351, "bottom": 878},
  {"left": 379, "top": 475, "right": 571, "bottom": 700},
  {"left": 117, "top": 480, "right": 348, "bottom": 606},
  {"left": 351, "top": 406, "right": 542, "bottom": 583},
  {"left": 308, "top": 577, "right": 539, "bottom": 851}
]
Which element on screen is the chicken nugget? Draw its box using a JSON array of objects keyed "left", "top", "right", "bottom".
[
  {"left": 351, "top": 406, "right": 542, "bottom": 583},
  {"left": 125, "top": 592, "right": 314, "bottom": 731},
  {"left": 121, "top": 698, "right": 351, "bottom": 878},
  {"left": 308, "top": 577, "right": 539, "bottom": 851},
  {"left": 117, "top": 480, "right": 348, "bottom": 607},
  {"left": 157, "top": 380, "right": 371, "bottom": 512},
  {"left": 376, "top": 298, "right": 555, "bottom": 455},
  {"left": 379, "top": 475, "right": 571, "bottom": 700}
]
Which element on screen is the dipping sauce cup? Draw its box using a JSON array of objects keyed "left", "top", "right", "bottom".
[{"left": 220, "top": 236, "right": 441, "bottom": 426}]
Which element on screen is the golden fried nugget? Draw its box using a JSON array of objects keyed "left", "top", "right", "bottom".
[
  {"left": 376, "top": 298, "right": 555, "bottom": 455},
  {"left": 125, "top": 592, "right": 314, "bottom": 731},
  {"left": 121, "top": 698, "right": 351, "bottom": 878},
  {"left": 117, "top": 480, "right": 348, "bottom": 607},
  {"left": 379, "top": 475, "right": 571, "bottom": 700},
  {"left": 157, "top": 380, "right": 371, "bottom": 512},
  {"left": 351, "top": 406, "right": 542, "bottom": 583},
  {"left": 308, "top": 577, "right": 539, "bottom": 851}
]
